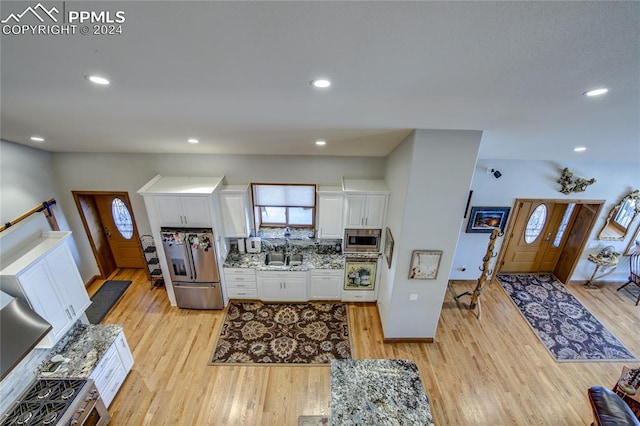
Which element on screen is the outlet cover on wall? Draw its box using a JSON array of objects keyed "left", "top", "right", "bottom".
[{"left": 409, "top": 294, "right": 418, "bottom": 301}]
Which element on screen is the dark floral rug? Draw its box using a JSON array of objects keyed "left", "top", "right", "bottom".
[
  {"left": 497, "top": 274, "right": 637, "bottom": 362},
  {"left": 210, "top": 302, "right": 351, "bottom": 365}
]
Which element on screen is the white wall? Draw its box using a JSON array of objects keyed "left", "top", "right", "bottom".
[
  {"left": 378, "top": 131, "right": 414, "bottom": 327},
  {"left": 450, "top": 159, "right": 640, "bottom": 282},
  {"left": 0, "top": 141, "right": 76, "bottom": 261},
  {"left": 381, "top": 130, "right": 482, "bottom": 339},
  {"left": 51, "top": 152, "right": 386, "bottom": 280}
]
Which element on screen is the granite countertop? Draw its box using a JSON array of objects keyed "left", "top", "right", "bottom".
[
  {"left": 34, "top": 323, "right": 123, "bottom": 379},
  {"left": 330, "top": 359, "right": 435, "bottom": 426},
  {"left": 224, "top": 250, "right": 345, "bottom": 271}
]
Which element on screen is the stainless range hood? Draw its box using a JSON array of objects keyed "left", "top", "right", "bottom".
[{"left": 0, "top": 291, "right": 52, "bottom": 380}]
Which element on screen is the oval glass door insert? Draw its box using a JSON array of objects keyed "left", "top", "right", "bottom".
[
  {"left": 524, "top": 204, "right": 547, "bottom": 244},
  {"left": 111, "top": 198, "right": 134, "bottom": 239}
]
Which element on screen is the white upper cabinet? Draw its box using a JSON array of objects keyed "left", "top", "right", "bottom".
[
  {"left": 220, "top": 185, "right": 251, "bottom": 237},
  {"left": 154, "top": 196, "right": 211, "bottom": 227},
  {"left": 344, "top": 194, "right": 388, "bottom": 229},
  {"left": 317, "top": 189, "right": 344, "bottom": 239},
  {"left": 0, "top": 232, "right": 91, "bottom": 347},
  {"left": 342, "top": 179, "right": 389, "bottom": 229},
  {"left": 138, "top": 175, "right": 225, "bottom": 228}
]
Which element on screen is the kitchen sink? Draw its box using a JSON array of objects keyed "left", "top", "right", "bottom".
[
  {"left": 287, "top": 254, "right": 304, "bottom": 266},
  {"left": 265, "top": 252, "right": 286, "bottom": 266}
]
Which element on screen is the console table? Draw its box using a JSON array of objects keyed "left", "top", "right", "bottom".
[
  {"left": 613, "top": 366, "right": 640, "bottom": 419},
  {"left": 583, "top": 253, "right": 619, "bottom": 288}
]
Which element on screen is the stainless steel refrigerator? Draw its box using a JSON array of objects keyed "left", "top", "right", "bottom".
[{"left": 160, "top": 228, "right": 223, "bottom": 309}]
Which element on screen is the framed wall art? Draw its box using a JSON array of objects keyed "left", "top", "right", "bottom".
[
  {"left": 408, "top": 250, "right": 442, "bottom": 280},
  {"left": 466, "top": 206, "right": 511, "bottom": 233},
  {"left": 384, "top": 227, "right": 394, "bottom": 268}
]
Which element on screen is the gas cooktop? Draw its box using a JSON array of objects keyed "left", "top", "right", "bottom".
[{"left": 1, "top": 378, "right": 87, "bottom": 426}]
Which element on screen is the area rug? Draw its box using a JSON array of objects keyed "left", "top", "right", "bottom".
[
  {"left": 210, "top": 302, "right": 351, "bottom": 365},
  {"left": 497, "top": 274, "right": 637, "bottom": 362},
  {"left": 85, "top": 280, "right": 131, "bottom": 324},
  {"left": 298, "top": 415, "right": 330, "bottom": 426}
]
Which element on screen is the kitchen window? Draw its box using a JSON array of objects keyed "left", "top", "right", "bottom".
[{"left": 252, "top": 184, "right": 316, "bottom": 227}]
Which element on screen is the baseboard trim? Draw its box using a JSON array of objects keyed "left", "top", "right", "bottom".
[
  {"left": 84, "top": 275, "right": 99, "bottom": 288},
  {"left": 383, "top": 337, "right": 435, "bottom": 343}
]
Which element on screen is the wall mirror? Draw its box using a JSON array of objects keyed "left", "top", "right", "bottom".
[
  {"left": 624, "top": 222, "right": 640, "bottom": 255},
  {"left": 598, "top": 189, "right": 640, "bottom": 241}
]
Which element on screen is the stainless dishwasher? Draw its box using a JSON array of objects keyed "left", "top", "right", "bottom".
[{"left": 161, "top": 228, "right": 224, "bottom": 309}]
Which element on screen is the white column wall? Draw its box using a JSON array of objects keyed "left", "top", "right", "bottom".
[{"left": 382, "top": 130, "right": 482, "bottom": 339}]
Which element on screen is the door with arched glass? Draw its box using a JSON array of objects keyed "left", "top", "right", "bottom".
[
  {"left": 500, "top": 201, "right": 568, "bottom": 273},
  {"left": 93, "top": 194, "right": 145, "bottom": 269}
]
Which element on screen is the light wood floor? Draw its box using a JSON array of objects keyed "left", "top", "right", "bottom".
[{"left": 89, "top": 270, "right": 640, "bottom": 425}]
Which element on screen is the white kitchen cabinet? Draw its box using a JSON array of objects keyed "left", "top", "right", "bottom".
[
  {"left": 257, "top": 271, "right": 308, "bottom": 301},
  {"left": 224, "top": 268, "right": 257, "bottom": 299},
  {"left": 154, "top": 196, "right": 212, "bottom": 227},
  {"left": 0, "top": 232, "right": 91, "bottom": 347},
  {"left": 90, "top": 330, "right": 134, "bottom": 408},
  {"left": 342, "top": 178, "right": 389, "bottom": 229},
  {"left": 220, "top": 186, "right": 251, "bottom": 238},
  {"left": 344, "top": 194, "right": 387, "bottom": 229},
  {"left": 317, "top": 191, "right": 344, "bottom": 239},
  {"left": 309, "top": 269, "right": 343, "bottom": 300}
]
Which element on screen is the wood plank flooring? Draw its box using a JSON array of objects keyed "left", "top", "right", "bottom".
[{"left": 90, "top": 270, "right": 640, "bottom": 425}]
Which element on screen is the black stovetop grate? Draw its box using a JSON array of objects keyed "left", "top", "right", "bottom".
[{"left": 1, "top": 379, "right": 87, "bottom": 426}]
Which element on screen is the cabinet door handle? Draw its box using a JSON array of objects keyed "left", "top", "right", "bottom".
[
  {"left": 184, "top": 215, "right": 188, "bottom": 224},
  {"left": 69, "top": 305, "right": 76, "bottom": 316},
  {"left": 65, "top": 308, "right": 72, "bottom": 320}
]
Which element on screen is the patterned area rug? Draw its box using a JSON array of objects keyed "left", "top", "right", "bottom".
[
  {"left": 210, "top": 302, "right": 351, "bottom": 365},
  {"left": 497, "top": 274, "right": 637, "bottom": 362},
  {"left": 298, "top": 416, "right": 330, "bottom": 426}
]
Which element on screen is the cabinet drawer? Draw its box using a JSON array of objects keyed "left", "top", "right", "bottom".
[
  {"left": 224, "top": 268, "right": 256, "bottom": 277},
  {"left": 342, "top": 290, "right": 376, "bottom": 302},
  {"left": 227, "top": 289, "right": 258, "bottom": 299},
  {"left": 311, "top": 269, "right": 343, "bottom": 277},
  {"left": 101, "top": 362, "right": 126, "bottom": 407},
  {"left": 226, "top": 281, "right": 257, "bottom": 289}
]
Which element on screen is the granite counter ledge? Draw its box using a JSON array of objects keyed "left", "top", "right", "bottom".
[
  {"left": 330, "top": 359, "right": 434, "bottom": 426},
  {"left": 34, "top": 323, "right": 123, "bottom": 379}
]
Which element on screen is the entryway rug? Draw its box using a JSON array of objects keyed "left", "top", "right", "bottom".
[
  {"left": 497, "top": 274, "right": 637, "bottom": 362},
  {"left": 85, "top": 280, "right": 131, "bottom": 324},
  {"left": 210, "top": 302, "right": 351, "bottom": 365}
]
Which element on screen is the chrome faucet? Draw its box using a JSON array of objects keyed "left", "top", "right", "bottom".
[{"left": 284, "top": 226, "right": 291, "bottom": 237}]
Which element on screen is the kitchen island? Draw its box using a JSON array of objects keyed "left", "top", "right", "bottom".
[
  {"left": 330, "top": 359, "right": 435, "bottom": 425},
  {"left": 34, "top": 323, "right": 123, "bottom": 378}
]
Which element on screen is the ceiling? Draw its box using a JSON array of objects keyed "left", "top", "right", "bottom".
[{"left": 1, "top": 1, "right": 638, "bottom": 162}]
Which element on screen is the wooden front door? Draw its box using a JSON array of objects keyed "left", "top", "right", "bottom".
[
  {"left": 74, "top": 191, "right": 144, "bottom": 277},
  {"left": 502, "top": 201, "right": 569, "bottom": 273},
  {"left": 94, "top": 194, "right": 144, "bottom": 269}
]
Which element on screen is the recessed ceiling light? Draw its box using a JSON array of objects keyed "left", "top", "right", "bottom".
[
  {"left": 574, "top": 146, "right": 587, "bottom": 152},
  {"left": 310, "top": 79, "right": 331, "bottom": 89},
  {"left": 30, "top": 136, "right": 44, "bottom": 142},
  {"left": 583, "top": 88, "right": 608, "bottom": 97},
  {"left": 86, "top": 75, "right": 110, "bottom": 85},
  {"left": 315, "top": 140, "right": 327, "bottom": 146},
  {"left": 187, "top": 138, "right": 199, "bottom": 144}
]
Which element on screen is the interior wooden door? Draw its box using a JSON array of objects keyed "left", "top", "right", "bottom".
[
  {"left": 501, "top": 201, "right": 563, "bottom": 272},
  {"left": 94, "top": 194, "right": 144, "bottom": 269},
  {"left": 554, "top": 204, "right": 600, "bottom": 282},
  {"left": 74, "top": 194, "right": 117, "bottom": 278}
]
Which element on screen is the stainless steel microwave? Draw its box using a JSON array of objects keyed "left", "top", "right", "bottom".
[{"left": 344, "top": 228, "right": 382, "bottom": 252}]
